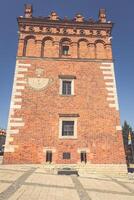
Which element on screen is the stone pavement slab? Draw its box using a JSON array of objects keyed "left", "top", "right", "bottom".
[
  {"left": 79, "top": 177, "right": 131, "bottom": 193},
  {"left": 26, "top": 173, "right": 75, "bottom": 187},
  {"left": 0, "top": 165, "right": 134, "bottom": 200}
]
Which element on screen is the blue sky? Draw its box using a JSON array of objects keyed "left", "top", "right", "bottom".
[{"left": 0, "top": 0, "right": 134, "bottom": 129}]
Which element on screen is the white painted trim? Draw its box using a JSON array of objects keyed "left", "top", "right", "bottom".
[
  {"left": 16, "top": 74, "right": 25, "bottom": 78},
  {"left": 10, "top": 105, "right": 21, "bottom": 109},
  {"left": 15, "top": 85, "right": 25, "bottom": 90},
  {"left": 107, "top": 97, "right": 115, "bottom": 101},
  {"left": 116, "top": 126, "right": 122, "bottom": 131},
  {"left": 14, "top": 98, "right": 22, "bottom": 102},
  {"left": 102, "top": 62, "right": 112, "bottom": 65},
  {"left": 59, "top": 117, "right": 77, "bottom": 139},
  {"left": 13, "top": 92, "right": 22, "bottom": 96},
  {"left": 100, "top": 62, "right": 120, "bottom": 111},
  {"left": 77, "top": 148, "right": 90, "bottom": 153},
  {"left": 104, "top": 76, "right": 113, "bottom": 80},
  {"left": 7, "top": 130, "right": 19, "bottom": 134},
  {"left": 15, "top": 80, "right": 26, "bottom": 84},
  {"left": 59, "top": 78, "right": 74, "bottom": 95},
  {"left": 102, "top": 71, "right": 112, "bottom": 75},
  {"left": 106, "top": 87, "right": 116, "bottom": 91},
  {"left": 17, "top": 63, "right": 31, "bottom": 67},
  {"left": 10, "top": 117, "right": 23, "bottom": 121},
  {"left": 100, "top": 66, "right": 111, "bottom": 69},
  {"left": 4, "top": 146, "right": 15, "bottom": 153},
  {"left": 17, "top": 68, "right": 28, "bottom": 72},
  {"left": 107, "top": 92, "right": 114, "bottom": 96},
  {"left": 109, "top": 104, "right": 116, "bottom": 108},
  {"left": 9, "top": 122, "right": 25, "bottom": 127},
  {"left": 105, "top": 82, "right": 114, "bottom": 86}
]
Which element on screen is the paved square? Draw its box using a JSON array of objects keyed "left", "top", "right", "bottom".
[{"left": 0, "top": 165, "right": 134, "bottom": 200}]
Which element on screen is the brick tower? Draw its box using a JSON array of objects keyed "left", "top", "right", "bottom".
[{"left": 4, "top": 5, "right": 127, "bottom": 173}]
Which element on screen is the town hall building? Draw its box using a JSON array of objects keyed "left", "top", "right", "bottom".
[{"left": 4, "top": 4, "right": 127, "bottom": 173}]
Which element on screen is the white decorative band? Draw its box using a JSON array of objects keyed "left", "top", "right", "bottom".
[
  {"left": 107, "top": 97, "right": 115, "bottom": 101},
  {"left": 7, "top": 129, "right": 19, "bottom": 134},
  {"left": 105, "top": 82, "right": 114, "bottom": 86},
  {"left": 13, "top": 92, "right": 22, "bottom": 96},
  {"left": 17, "top": 63, "right": 31, "bottom": 67},
  {"left": 15, "top": 80, "right": 26, "bottom": 84},
  {"left": 9, "top": 122, "right": 25, "bottom": 127},
  {"left": 15, "top": 85, "right": 25, "bottom": 90},
  {"left": 100, "top": 66, "right": 111, "bottom": 69},
  {"left": 16, "top": 68, "right": 28, "bottom": 72},
  {"left": 10, "top": 105, "right": 21, "bottom": 109},
  {"left": 4, "top": 145, "right": 18, "bottom": 153},
  {"left": 109, "top": 103, "right": 116, "bottom": 108},
  {"left": 77, "top": 148, "right": 90, "bottom": 153},
  {"left": 106, "top": 87, "right": 116, "bottom": 91},
  {"left": 14, "top": 98, "right": 22, "bottom": 103},
  {"left": 16, "top": 74, "right": 25, "bottom": 78},
  {"left": 104, "top": 76, "right": 113, "bottom": 80},
  {"left": 102, "top": 71, "right": 112, "bottom": 75},
  {"left": 116, "top": 126, "right": 122, "bottom": 131},
  {"left": 10, "top": 117, "right": 23, "bottom": 121},
  {"left": 100, "top": 62, "right": 119, "bottom": 111}
]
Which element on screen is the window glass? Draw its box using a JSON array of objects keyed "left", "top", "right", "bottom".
[
  {"left": 46, "top": 151, "right": 52, "bottom": 163},
  {"left": 80, "top": 151, "right": 87, "bottom": 163},
  {"left": 62, "top": 46, "right": 69, "bottom": 55},
  {"left": 62, "top": 121, "right": 74, "bottom": 136},
  {"left": 63, "top": 152, "right": 71, "bottom": 159},
  {"left": 62, "top": 80, "right": 71, "bottom": 95}
]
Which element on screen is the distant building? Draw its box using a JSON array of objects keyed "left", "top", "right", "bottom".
[{"left": 4, "top": 4, "right": 127, "bottom": 173}]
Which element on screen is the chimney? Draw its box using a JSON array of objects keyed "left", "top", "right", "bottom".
[{"left": 24, "top": 4, "right": 33, "bottom": 18}]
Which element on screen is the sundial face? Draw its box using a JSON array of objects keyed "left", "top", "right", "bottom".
[{"left": 27, "top": 77, "right": 52, "bottom": 90}]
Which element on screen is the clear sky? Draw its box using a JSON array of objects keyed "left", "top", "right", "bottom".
[{"left": 0, "top": 0, "right": 134, "bottom": 129}]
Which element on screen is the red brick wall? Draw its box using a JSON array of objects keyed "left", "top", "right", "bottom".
[{"left": 4, "top": 57, "right": 126, "bottom": 164}]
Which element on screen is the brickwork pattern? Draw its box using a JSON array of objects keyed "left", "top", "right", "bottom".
[{"left": 4, "top": 5, "right": 126, "bottom": 165}]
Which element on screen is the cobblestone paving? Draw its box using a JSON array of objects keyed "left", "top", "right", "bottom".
[{"left": 0, "top": 165, "right": 134, "bottom": 200}]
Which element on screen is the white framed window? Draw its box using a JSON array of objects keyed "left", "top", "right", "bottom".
[
  {"left": 59, "top": 117, "right": 77, "bottom": 139},
  {"left": 60, "top": 78, "right": 74, "bottom": 95}
]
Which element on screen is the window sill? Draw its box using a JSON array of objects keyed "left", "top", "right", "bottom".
[
  {"left": 59, "top": 94, "right": 75, "bottom": 97},
  {"left": 59, "top": 137, "right": 77, "bottom": 140}
]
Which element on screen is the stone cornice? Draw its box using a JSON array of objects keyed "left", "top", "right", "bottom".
[
  {"left": 17, "top": 56, "right": 114, "bottom": 63},
  {"left": 17, "top": 17, "right": 113, "bottom": 31}
]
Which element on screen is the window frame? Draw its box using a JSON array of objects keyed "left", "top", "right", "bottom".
[
  {"left": 62, "top": 120, "right": 74, "bottom": 136},
  {"left": 62, "top": 45, "right": 69, "bottom": 56},
  {"left": 60, "top": 78, "right": 74, "bottom": 96},
  {"left": 59, "top": 117, "right": 77, "bottom": 139}
]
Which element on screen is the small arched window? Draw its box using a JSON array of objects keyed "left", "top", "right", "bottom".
[
  {"left": 41, "top": 37, "right": 53, "bottom": 57},
  {"left": 95, "top": 40, "right": 106, "bottom": 59},
  {"left": 60, "top": 38, "right": 71, "bottom": 56},
  {"left": 23, "top": 36, "right": 36, "bottom": 57},
  {"left": 78, "top": 39, "right": 89, "bottom": 58}
]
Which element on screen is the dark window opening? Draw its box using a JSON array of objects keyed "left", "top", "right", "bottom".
[
  {"left": 80, "top": 151, "right": 87, "bottom": 163},
  {"left": 62, "top": 121, "right": 74, "bottom": 136},
  {"left": 62, "top": 80, "right": 71, "bottom": 95},
  {"left": 62, "top": 46, "right": 69, "bottom": 55},
  {"left": 63, "top": 152, "right": 71, "bottom": 159},
  {"left": 46, "top": 151, "right": 52, "bottom": 163}
]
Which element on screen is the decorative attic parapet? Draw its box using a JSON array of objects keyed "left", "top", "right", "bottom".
[
  {"left": 99, "top": 9, "right": 106, "bottom": 23},
  {"left": 49, "top": 11, "right": 59, "bottom": 20},
  {"left": 18, "top": 4, "right": 113, "bottom": 38},
  {"left": 24, "top": 4, "right": 33, "bottom": 18},
  {"left": 75, "top": 14, "right": 84, "bottom": 22}
]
